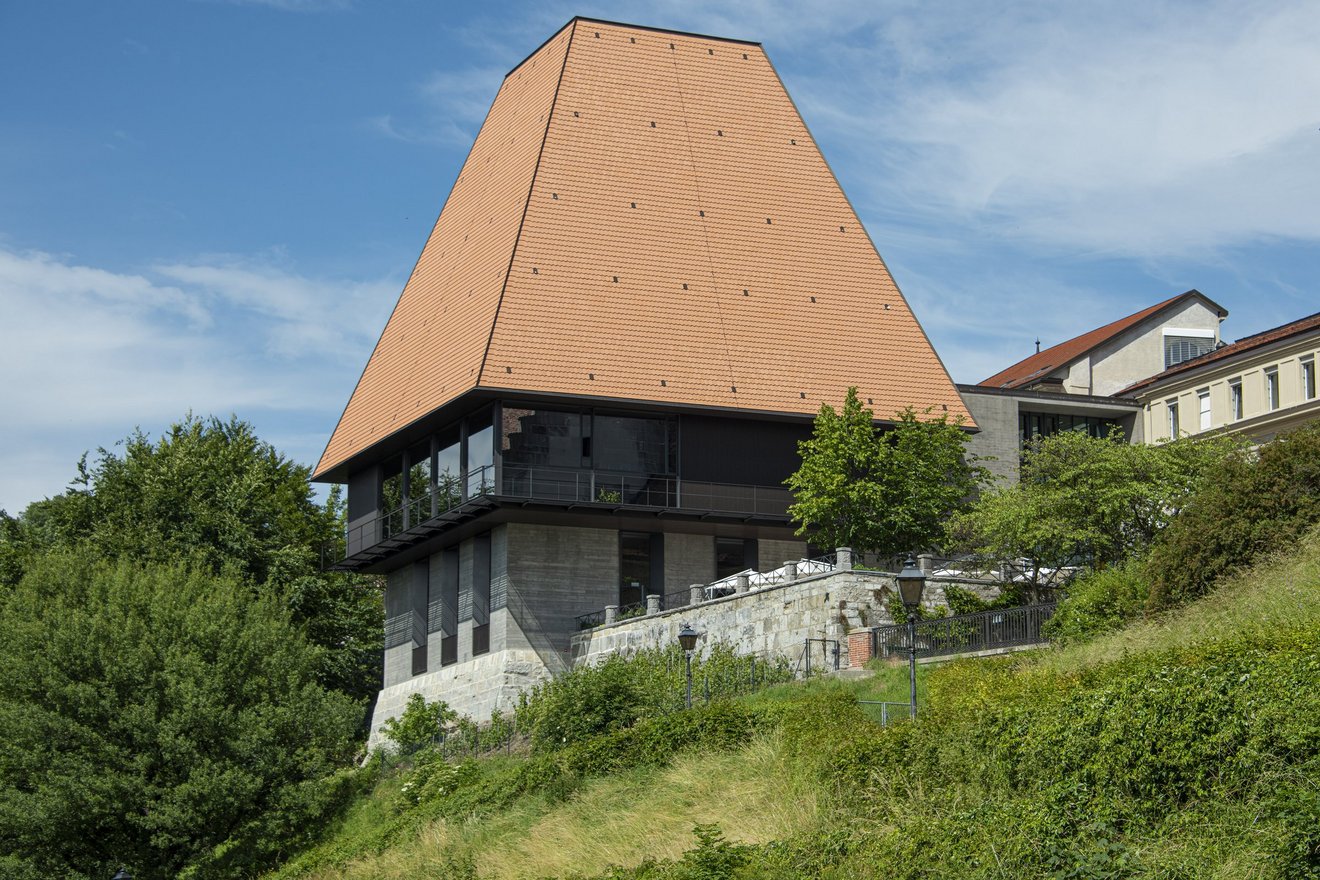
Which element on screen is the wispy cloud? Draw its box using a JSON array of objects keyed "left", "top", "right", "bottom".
[
  {"left": 365, "top": 66, "right": 506, "bottom": 148},
  {"left": 0, "top": 247, "right": 397, "bottom": 511}
]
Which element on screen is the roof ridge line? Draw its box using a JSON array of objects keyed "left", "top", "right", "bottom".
[{"left": 477, "top": 21, "right": 577, "bottom": 389}]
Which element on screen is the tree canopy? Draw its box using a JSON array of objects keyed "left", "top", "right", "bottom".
[
  {"left": 0, "top": 552, "right": 363, "bottom": 880},
  {"left": 0, "top": 415, "right": 382, "bottom": 703},
  {"left": 785, "top": 389, "right": 986, "bottom": 558},
  {"left": 948, "top": 428, "right": 1237, "bottom": 577}
]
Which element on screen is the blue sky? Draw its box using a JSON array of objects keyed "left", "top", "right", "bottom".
[{"left": 2, "top": 0, "right": 1317, "bottom": 513}]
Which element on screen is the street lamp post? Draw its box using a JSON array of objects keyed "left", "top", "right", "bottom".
[
  {"left": 896, "top": 556, "right": 927, "bottom": 720},
  {"left": 678, "top": 622, "right": 700, "bottom": 709}
]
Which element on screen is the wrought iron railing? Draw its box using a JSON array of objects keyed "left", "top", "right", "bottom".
[
  {"left": 574, "top": 608, "right": 608, "bottom": 630},
  {"left": 873, "top": 602, "right": 1057, "bottom": 660}
]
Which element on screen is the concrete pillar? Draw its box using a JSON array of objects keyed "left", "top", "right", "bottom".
[
  {"left": 736, "top": 573, "right": 750, "bottom": 594},
  {"left": 918, "top": 552, "right": 934, "bottom": 574},
  {"left": 837, "top": 547, "right": 853, "bottom": 571},
  {"left": 783, "top": 561, "right": 798, "bottom": 582},
  {"left": 690, "top": 584, "right": 704, "bottom": 606},
  {"left": 604, "top": 604, "right": 618, "bottom": 625},
  {"left": 646, "top": 594, "right": 661, "bottom": 616}
]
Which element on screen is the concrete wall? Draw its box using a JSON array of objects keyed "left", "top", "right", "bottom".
[
  {"left": 367, "top": 609, "right": 553, "bottom": 751},
  {"left": 664, "top": 532, "right": 715, "bottom": 593},
  {"left": 960, "top": 389, "right": 1022, "bottom": 487},
  {"left": 758, "top": 538, "right": 809, "bottom": 571}
]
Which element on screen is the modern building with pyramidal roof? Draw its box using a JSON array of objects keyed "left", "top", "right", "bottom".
[{"left": 314, "top": 17, "right": 970, "bottom": 736}]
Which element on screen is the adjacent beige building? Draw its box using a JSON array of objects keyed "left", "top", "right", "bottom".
[{"left": 1121, "top": 312, "right": 1320, "bottom": 443}]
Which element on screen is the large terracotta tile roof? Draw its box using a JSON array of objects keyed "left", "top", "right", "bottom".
[
  {"left": 315, "top": 17, "right": 970, "bottom": 479},
  {"left": 1119, "top": 310, "right": 1320, "bottom": 396},
  {"left": 979, "top": 290, "right": 1221, "bottom": 390}
]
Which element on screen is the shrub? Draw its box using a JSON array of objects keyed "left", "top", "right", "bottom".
[
  {"left": 1042, "top": 560, "right": 1149, "bottom": 644},
  {"left": 380, "top": 693, "right": 458, "bottom": 753},
  {"left": 1146, "top": 423, "right": 1320, "bottom": 610}
]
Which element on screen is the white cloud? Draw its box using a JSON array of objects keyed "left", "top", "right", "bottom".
[{"left": 0, "top": 248, "right": 397, "bottom": 512}]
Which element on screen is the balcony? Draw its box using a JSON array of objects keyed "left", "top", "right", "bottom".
[{"left": 329, "top": 464, "right": 793, "bottom": 569}]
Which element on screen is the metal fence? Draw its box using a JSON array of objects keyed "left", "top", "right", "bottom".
[
  {"left": 873, "top": 602, "right": 1058, "bottom": 660},
  {"left": 857, "top": 700, "right": 914, "bottom": 726}
]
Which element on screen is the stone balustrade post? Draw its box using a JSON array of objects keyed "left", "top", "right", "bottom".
[
  {"left": 646, "top": 594, "right": 661, "bottom": 616},
  {"left": 918, "top": 552, "right": 934, "bottom": 574},
  {"left": 784, "top": 561, "right": 798, "bottom": 582},
  {"left": 604, "top": 604, "right": 618, "bottom": 625},
  {"left": 837, "top": 547, "right": 853, "bottom": 571},
  {"left": 736, "top": 573, "right": 750, "bottom": 594},
  {"left": 689, "top": 584, "right": 704, "bottom": 606}
]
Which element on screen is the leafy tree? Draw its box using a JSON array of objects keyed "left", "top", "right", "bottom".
[
  {"left": 785, "top": 389, "right": 986, "bottom": 558},
  {"left": 949, "top": 429, "right": 1236, "bottom": 577},
  {"left": 0, "top": 415, "right": 382, "bottom": 703},
  {"left": 0, "top": 551, "right": 362, "bottom": 880},
  {"left": 1145, "top": 423, "right": 1320, "bottom": 610}
]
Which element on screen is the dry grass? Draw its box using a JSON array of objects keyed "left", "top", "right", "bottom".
[{"left": 310, "top": 730, "right": 818, "bottom": 880}]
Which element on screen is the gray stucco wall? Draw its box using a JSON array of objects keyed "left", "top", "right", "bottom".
[
  {"left": 664, "top": 532, "right": 715, "bottom": 593},
  {"left": 960, "top": 390, "right": 1021, "bottom": 487},
  {"left": 758, "top": 538, "right": 809, "bottom": 570}
]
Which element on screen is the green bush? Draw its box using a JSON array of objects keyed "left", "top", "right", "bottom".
[
  {"left": 379, "top": 693, "right": 458, "bottom": 752},
  {"left": 0, "top": 551, "right": 362, "bottom": 880},
  {"left": 1146, "top": 423, "right": 1320, "bottom": 610},
  {"left": 1042, "top": 561, "right": 1149, "bottom": 644},
  {"left": 515, "top": 644, "right": 792, "bottom": 753}
]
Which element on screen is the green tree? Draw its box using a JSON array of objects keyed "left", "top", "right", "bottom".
[
  {"left": 0, "top": 551, "right": 362, "bottom": 880},
  {"left": 949, "top": 429, "right": 1236, "bottom": 577},
  {"left": 785, "top": 389, "right": 986, "bottom": 558},
  {"left": 380, "top": 693, "right": 459, "bottom": 752},
  {"left": 1146, "top": 423, "right": 1320, "bottom": 610},
  {"left": 0, "top": 415, "right": 382, "bottom": 703}
]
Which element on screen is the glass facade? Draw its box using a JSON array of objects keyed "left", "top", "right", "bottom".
[
  {"left": 619, "top": 531, "right": 652, "bottom": 607},
  {"left": 1019, "top": 411, "right": 1122, "bottom": 443}
]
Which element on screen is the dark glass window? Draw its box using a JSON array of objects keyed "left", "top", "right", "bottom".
[
  {"left": 436, "top": 427, "right": 462, "bottom": 509},
  {"left": 1019, "top": 411, "right": 1121, "bottom": 444},
  {"left": 406, "top": 439, "right": 433, "bottom": 523},
  {"left": 380, "top": 455, "right": 404, "bottom": 537},
  {"left": 595, "top": 414, "right": 676, "bottom": 474},
  {"left": 619, "top": 531, "right": 652, "bottom": 606},
  {"left": 472, "top": 624, "right": 490, "bottom": 656},
  {"left": 440, "top": 635, "right": 457, "bottom": 666},
  {"left": 501, "top": 407, "right": 589, "bottom": 469},
  {"left": 716, "top": 538, "right": 750, "bottom": 579},
  {"left": 467, "top": 410, "right": 494, "bottom": 496},
  {"left": 411, "top": 644, "right": 428, "bottom": 676}
]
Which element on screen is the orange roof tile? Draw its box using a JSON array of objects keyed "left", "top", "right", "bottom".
[
  {"left": 315, "top": 18, "right": 971, "bottom": 479},
  {"left": 979, "top": 290, "right": 1224, "bottom": 390}
]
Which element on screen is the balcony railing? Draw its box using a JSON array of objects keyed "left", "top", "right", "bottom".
[
  {"left": 337, "top": 465, "right": 792, "bottom": 564},
  {"left": 500, "top": 465, "right": 792, "bottom": 517}
]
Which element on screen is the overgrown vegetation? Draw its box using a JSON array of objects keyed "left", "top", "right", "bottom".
[{"left": 276, "top": 526, "right": 1320, "bottom": 879}]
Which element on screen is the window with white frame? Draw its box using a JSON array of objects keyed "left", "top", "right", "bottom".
[
  {"left": 1163, "top": 328, "right": 1215, "bottom": 368},
  {"left": 1167, "top": 400, "right": 1180, "bottom": 438},
  {"left": 1198, "top": 390, "right": 1211, "bottom": 431},
  {"left": 1304, "top": 358, "right": 1316, "bottom": 401},
  {"left": 1229, "top": 379, "right": 1243, "bottom": 420},
  {"left": 1266, "top": 367, "right": 1280, "bottom": 411}
]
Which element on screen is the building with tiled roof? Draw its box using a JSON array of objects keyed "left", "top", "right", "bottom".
[
  {"left": 1119, "top": 311, "right": 1320, "bottom": 443},
  {"left": 960, "top": 290, "right": 1225, "bottom": 483},
  {"left": 978, "top": 290, "right": 1227, "bottom": 396},
  {"left": 312, "top": 18, "right": 972, "bottom": 742}
]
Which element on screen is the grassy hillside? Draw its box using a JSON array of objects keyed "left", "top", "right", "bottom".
[{"left": 269, "top": 528, "right": 1320, "bottom": 880}]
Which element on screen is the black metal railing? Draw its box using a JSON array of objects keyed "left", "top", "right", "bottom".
[
  {"left": 499, "top": 466, "right": 792, "bottom": 517},
  {"left": 574, "top": 608, "right": 608, "bottom": 630},
  {"left": 873, "top": 602, "right": 1057, "bottom": 660},
  {"left": 343, "top": 465, "right": 494, "bottom": 558}
]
